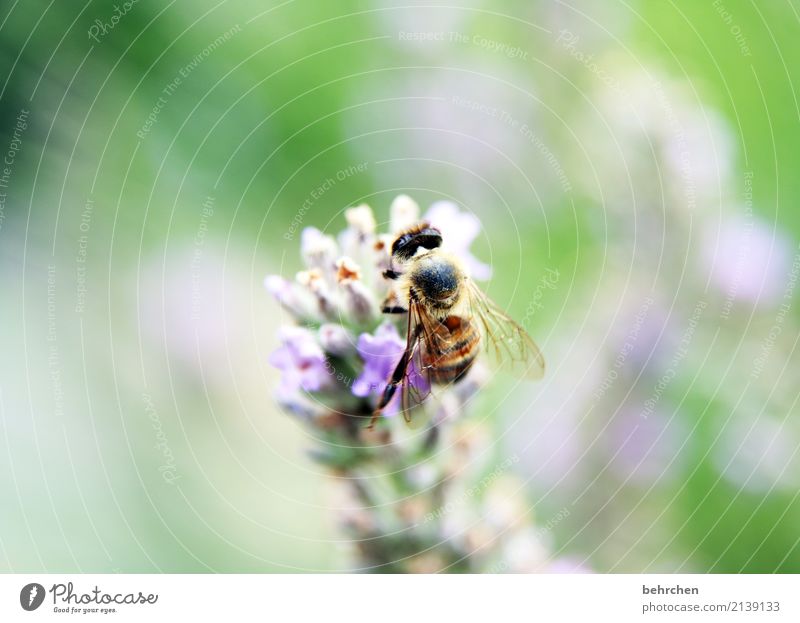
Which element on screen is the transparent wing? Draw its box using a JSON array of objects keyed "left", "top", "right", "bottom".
[
  {"left": 397, "top": 298, "right": 434, "bottom": 422},
  {"left": 465, "top": 280, "right": 545, "bottom": 380}
]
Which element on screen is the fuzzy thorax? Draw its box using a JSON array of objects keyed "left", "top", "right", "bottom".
[{"left": 394, "top": 250, "right": 469, "bottom": 319}]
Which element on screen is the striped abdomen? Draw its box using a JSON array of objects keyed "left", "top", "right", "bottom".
[{"left": 425, "top": 315, "right": 480, "bottom": 384}]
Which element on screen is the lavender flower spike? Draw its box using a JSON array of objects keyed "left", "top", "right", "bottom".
[{"left": 265, "top": 196, "right": 556, "bottom": 573}]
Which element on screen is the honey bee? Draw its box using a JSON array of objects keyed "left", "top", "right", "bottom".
[{"left": 370, "top": 222, "right": 545, "bottom": 427}]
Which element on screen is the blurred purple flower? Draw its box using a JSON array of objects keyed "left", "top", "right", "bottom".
[
  {"left": 352, "top": 323, "right": 405, "bottom": 398},
  {"left": 705, "top": 216, "right": 792, "bottom": 307},
  {"left": 607, "top": 406, "right": 687, "bottom": 485},
  {"left": 269, "top": 326, "right": 331, "bottom": 399},
  {"left": 425, "top": 201, "right": 492, "bottom": 280}
]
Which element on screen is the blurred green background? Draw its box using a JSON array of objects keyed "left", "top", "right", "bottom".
[{"left": 1, "top": 0, "right": 799, "bottom": 572}]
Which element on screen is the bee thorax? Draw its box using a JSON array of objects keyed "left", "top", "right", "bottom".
[{"left": 410, "top": 257, "right": 461, "bottom": 309}]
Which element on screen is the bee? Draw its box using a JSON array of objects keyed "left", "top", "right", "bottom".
[{"left": 370, "top": 222, "right": 545, "bottom": 427}]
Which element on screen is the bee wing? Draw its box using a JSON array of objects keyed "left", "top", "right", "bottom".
[
  {"left": 465, "top": 279, "right": 545, "bottom": 380},
  {"left": 397, "top": 297, "right": 435, "bottom": 422}
]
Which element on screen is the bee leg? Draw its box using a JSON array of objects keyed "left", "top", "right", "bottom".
[
  {"left": 366, "top": 343, "right": 414, "bottom": 429},
  {"left": 380, "top": 290, "right": 407, "bottom": 315},
  {"left": 366, "top": 410, "right": 381, "bottom": 429},
  {"left": 377, "top": 380, "right": 400, "bottom": 412},
  {"left": 367, "top": 379, "right": 400, "bottom": 430}
]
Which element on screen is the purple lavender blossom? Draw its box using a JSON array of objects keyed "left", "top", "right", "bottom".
[
  {"left": 607, "top": 406, "right": 687, "bottom": 485},
  {"left": 268, "top": 326, "right": 331, "bottom": 399},
  {"left": 353, "top": 322, "right": 433, "bottom": 417},
  {"left": 352, "top": 322, "right": 405, "bottom": 398},
  {"left": 425, "top": 200, "right": 492, "bottom": 280}
]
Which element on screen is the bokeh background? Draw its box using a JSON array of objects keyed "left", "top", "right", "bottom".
[{"left": 1, "top": 0, "right": 799, "bottom": 572}]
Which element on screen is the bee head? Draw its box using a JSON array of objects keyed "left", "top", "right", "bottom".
[{"left": 391, "top": 222, "right": 443, "bottom": 262}]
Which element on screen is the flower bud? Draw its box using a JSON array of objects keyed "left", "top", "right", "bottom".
[
  {"left": 301, "top": 227, "right": 338, "bottom": 274},
  {"left": 390, "top": 194, "right": 420, "bottom": 233},
  {"left": 345, "top": 204, "right": 376, "bottom": 237},
  {"left": 341, "top": 278, "right": 378, "bottom": 325},
  {"left": 318, "top": 323, "right": 356, "bottom": 357},
  {"left": 296, "top": 269, "right": 337, "bottom": 318},
  {"left": 373, "top": 234, "right": 394, "bottom": 277},
  {"left": 335, "top": 256, "right": 362, "bottom": 282},
  {"left": 338, "top": 205, "right": 378, "bottom": 266},
  {"left": 264, "top": 275, "right": 317, "bottom": 321}
]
